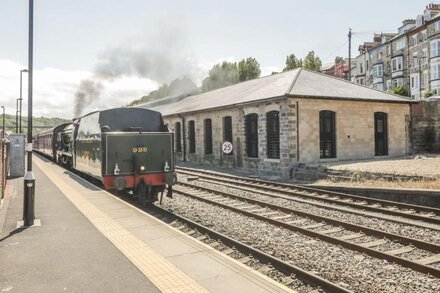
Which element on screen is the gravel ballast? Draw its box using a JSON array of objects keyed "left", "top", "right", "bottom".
[
  {"left": 163, "top": 194, "right": 440, "bottom": 293},
  {"left": 182, "top": 176, "right": 440, "bottom": 245}
]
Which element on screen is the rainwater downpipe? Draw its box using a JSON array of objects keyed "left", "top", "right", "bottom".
[
  {"left": 290, "top": 101, "right": 300, "bottom": 179},
  {"left": 179, "top": 114, "right": 187, "bottom": 162},
  {"left": 296, "top": 101, "right": 299, "bottom": 161}
]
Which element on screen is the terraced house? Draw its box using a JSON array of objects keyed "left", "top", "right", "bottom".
[{"left": 353, "top": 3, "right": 440, "bottom": 99}]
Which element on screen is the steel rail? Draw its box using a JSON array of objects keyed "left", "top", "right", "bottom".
[
  {"left": 177, "top": 166, "right": 440, "bottom": 214},
  {"left": 177, "top": 181, "right": 440, "bottom": 253},
  {"left": 176, "top": 168, "right": 440, "bottom": 225},
  {"left": 150, "top": 205, "right": 353, "bottom": 293},
  {"left": 193, "top": 176, "right": 440, "bottom": 232},
  {"left": 173, "top": 187, "right": 440, "bottom": 278}
]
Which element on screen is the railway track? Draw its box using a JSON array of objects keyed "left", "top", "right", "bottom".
[
  {"left": 176, "top": 166, "right": 440, "bottom": 228},
  {"left": 109, "top": 191, "right": 352, "bottom": 291},
  {"left": 173, "top": 181, "right": 440, "bottom": 278},
  {"left": 62, "top": 161, "right": 440, "bottom": 291},
  {"left": 149, "top": 205, "right": 352, "bottom": 293}
]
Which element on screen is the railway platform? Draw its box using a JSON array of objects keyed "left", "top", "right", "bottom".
[{"left": 0, "top": 155, "right": 291, "bottom": 293}]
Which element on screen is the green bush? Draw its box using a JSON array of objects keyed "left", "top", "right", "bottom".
[{"left": 390, "top": 86, "right": 408, "bottom": 97}]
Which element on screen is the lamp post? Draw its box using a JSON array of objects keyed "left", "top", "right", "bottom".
[
  {"left": 1, "top": 106, "right": 4, "bottom": 140},
  {"left": 23, "top": 0, "right": 35, "bottom": 227},
  {"left": 19, "top": 69, "right": 28, "bottom": 134},
  {"left": 16, "top": 99, "right": 19, "bottom": 133}
]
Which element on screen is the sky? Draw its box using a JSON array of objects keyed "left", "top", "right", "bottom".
[{"left": 0, "top": 0, "right": 425, "bottom": 119}]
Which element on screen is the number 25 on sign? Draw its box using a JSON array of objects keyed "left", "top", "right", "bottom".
[{"left": 222, "top": 141, "right": 233, "bottom": 155}]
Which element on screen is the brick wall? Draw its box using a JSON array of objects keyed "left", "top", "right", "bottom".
[{"left": 411, "top": 100, "right": 440, "bottom": 153}]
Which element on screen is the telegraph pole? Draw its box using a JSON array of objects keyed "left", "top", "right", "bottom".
[
  {"left": 23, "top": 0, "right": 35, "bottom": 227},
  {"left": 348, "top": 28, "right": 352, "bottom": 81}
]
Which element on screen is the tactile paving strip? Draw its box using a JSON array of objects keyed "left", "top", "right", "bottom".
[{"left": 34, "top": 158, "right": 207, "bottom": 293}]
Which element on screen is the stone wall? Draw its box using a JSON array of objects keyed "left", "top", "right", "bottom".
[
  {"left": 164, "top": 98, "right": 297, "bottom": 178},
  {"left": 295, "top": 98, "right": 411, "bottom": 164},
  {"left": 164, "top": 97, "right": 411, "bottom": 177},
  {"left": 411, "top": 100, "right": 440, "bottom": 153}
]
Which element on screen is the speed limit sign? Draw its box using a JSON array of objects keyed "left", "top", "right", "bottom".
[{"left": 222, "top": 141, "right": 233, "bottom": 155}]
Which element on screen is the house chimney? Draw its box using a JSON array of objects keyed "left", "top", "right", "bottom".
[
  {"left": 426, "top": 3, "right": 440, "bottom": 11},
  {"left": 402, "top": 19, "right": 416, "bottom": 26},
  {"left": 425, "top": 3, "right": 440, "bottom": 21}
]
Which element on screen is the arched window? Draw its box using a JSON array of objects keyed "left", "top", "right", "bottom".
[
  {"left": 374, "top": 112, "right": 388, "bottom": 156},
  {"left": 266, "top": 111, "right": 280, "bottom": 159},
  {"left": 204, "top": 119, "right": 212, "bottom": 154},
  {"left": 175, "top": 122, "right": 182, "bottom": 152},
  {"left": 245, "top": 113, "right": 258, "bottom": 158},
  {"left": 319, "top": 110, "right": 336, "bottom": 158},
  {"left": 188, "top": 120, "right": 196, "bottom": 154}
]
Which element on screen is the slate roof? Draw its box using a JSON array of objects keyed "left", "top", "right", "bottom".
[{"left": 139, "top": 68, "right": 413, "bottom": 117}]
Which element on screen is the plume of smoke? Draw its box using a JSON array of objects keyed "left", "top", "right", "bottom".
[
  {"left": 74, "top": 79, "right": 104, "bottom": 117},
  {"left": 73, "top": 22, "right": 201, "bottom": 117}
]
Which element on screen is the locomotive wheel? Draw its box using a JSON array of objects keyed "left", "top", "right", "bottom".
[
  {"left": 150, "top": 187, "right": 160, "bottom": 203},
  {"left": 136, "top": 182, "right": 161, "bottom": 205},
  {"left": 137, "top": 182, "right": 148, "bottom": 206}
]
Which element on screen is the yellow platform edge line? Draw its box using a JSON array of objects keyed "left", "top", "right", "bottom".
[{"left": 33, "top": 158, "right": 208, "bottom": 293}]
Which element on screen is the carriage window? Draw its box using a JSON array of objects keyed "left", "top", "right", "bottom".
[
  {"left": 204, "top": 119, "right": 212, "bottom": 154},
  {"left": 188, "top": 120, "right": 196, "bottom": 153},
  {"left": 319, "top": 110, "right": 336, "bottom": 158},
  {"left": 175, "top": 122, "right": 182, "bottom": 152},
  {"left": 223, "top": 116, "right": 233, "bottom": 143},
  {"left": 266, "top": 111, "right": 280, "bottom": 159},
  {"left": 245, "top": 113, "right": 258, "bottom": 158}
]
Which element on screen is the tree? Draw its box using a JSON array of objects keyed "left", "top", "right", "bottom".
[
  {"left": 129, "top": 77, "right": 197, "bottom": 106},
  {"left": 238, "top": 57, "right": 261, "bottom": 82},
  {"left": 303, "top": 51, "right": 322, "bottom": 71},
  {"left": 201, "top": 61, "right": 239, "bottom": 92},
  {"left": 334, "top": 56, "right": 344, "bottom": 64},
  {"left": 283, "top": 54, "right": 302, "bottom": 71},
  {"left": 390, "top": 85, "right": 409, "bottom": 97}
]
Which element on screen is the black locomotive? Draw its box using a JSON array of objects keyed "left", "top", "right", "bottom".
[{"left": 34, "top": 107, "right": 175, "bottom": 203}]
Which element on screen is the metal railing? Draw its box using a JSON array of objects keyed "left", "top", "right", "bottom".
[{"left": 0, "top": 140, "right": 10, "bottom": 201}]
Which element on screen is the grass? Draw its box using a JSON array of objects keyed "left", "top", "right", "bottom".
[{"left": 314, "top": 177, "right": 440, "bottom": 190}]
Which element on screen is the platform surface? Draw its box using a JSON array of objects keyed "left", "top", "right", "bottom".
[{"left": 0, "top": 155, "right": 292, "bottom": 293}]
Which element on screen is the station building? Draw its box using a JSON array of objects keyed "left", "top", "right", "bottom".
[{"left": 142, "top": 68, "right": 413, "bottom": 177}]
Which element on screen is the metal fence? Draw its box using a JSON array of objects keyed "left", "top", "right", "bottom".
[{"left": 0, "top": 141, "right": 10, "bottom": 201}]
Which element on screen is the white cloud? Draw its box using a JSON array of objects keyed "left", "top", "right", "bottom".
[
  {"left": 0, "top": 58, "right": 281, "bottom": 120},
  {"left": 0, "top": 59, "right": 159, "bottom": 119}
]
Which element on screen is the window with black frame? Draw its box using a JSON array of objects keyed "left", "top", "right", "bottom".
[
  {"left": 374, "top": 112, "right": 388, "bottom": 156},
  {"left": 245, "top": 113, "right": 258, "bottom": 158},
  {"left": 175, "top": 122, "right": 182, "bottom": 152},
  {"left": 319, "top": 110, "right": 336, "bottom": 158},
  {"left": 188, "top": 120, "right": 196, "bottom": 153},
  {"left": 223, "top": 116, "right": 233, "bottom": 154},
  {"left": 266, "top": 111, "right": 280, "bottom": 159},
  {"left": 204, "top": 119, "right": 212, "bottom": 154}
]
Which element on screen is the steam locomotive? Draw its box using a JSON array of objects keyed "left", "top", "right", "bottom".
[{"left": 34, "top": 107, "right": 176, "bottom": 203}]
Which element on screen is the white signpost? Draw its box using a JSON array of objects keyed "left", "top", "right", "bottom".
[{"left": 222, "top": 141, "right": 233, "bottom": 155}]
